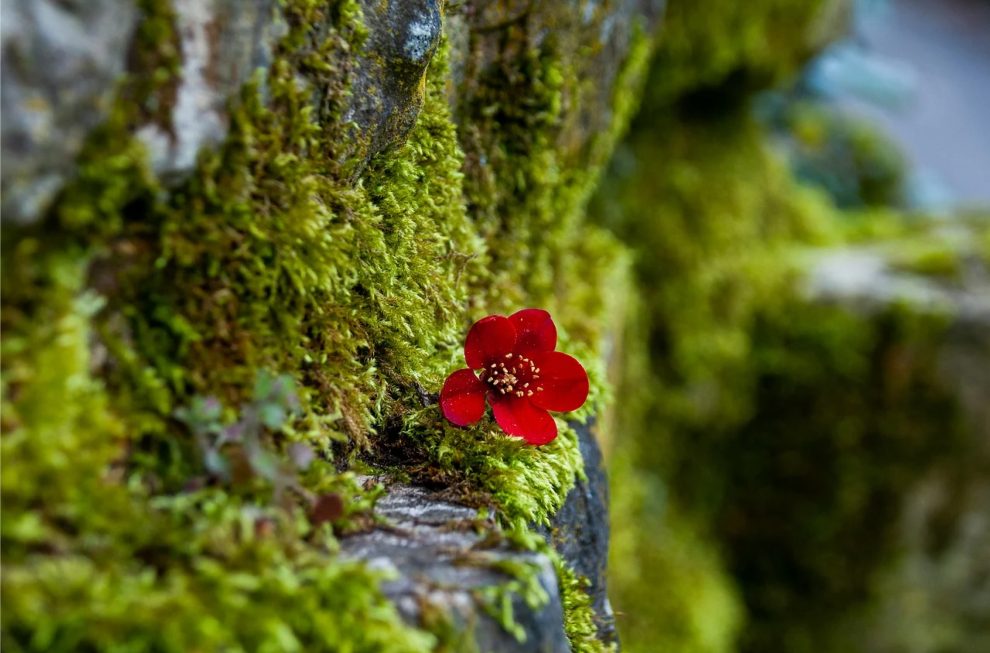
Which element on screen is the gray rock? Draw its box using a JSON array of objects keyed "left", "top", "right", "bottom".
[
  {"left": 547, "top": 421, "right": 617, "bottom": 646},
  {"left": 343, "top": 424, "right": 619, "bottom": 650},
  {"left": 135, "top": 0, "right": 443, "bottom": 179},
  {"left": 341, "top": 483, "right": 571, "bottom": 653},
  {"left": 136, "top": 0, "right": 282, "bottom": 179},
  {"left": 0, "top": 0, "right": 283, "bottom": 222},
  {"left": 2, "top": 0, "right": 445, "bottom": 222},
  {"left": 804, "top": 232, "right": 990, "bottom": 445},
  {"left": 1, "top": 0, "right": 662, "bottom": 224},
  {"left": 1, "top": 0, "right": 138, "bottom": 223},
  {"left": 804, "top": 243, "right": 990, "bottom": 327},
  {"left": 342, "top": 0, "right": 444, "bottom": 172}
]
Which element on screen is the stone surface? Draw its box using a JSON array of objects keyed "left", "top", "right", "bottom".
[
  {"left": 1, "top": 0, "right": 138, "bottom": 223},
  {"left": 1, "top": 0, "right": 447, "bottom": 222},
  {"left": 1, "top": 0, "right": 667, "bottom": 224},
  {"left": 0, "top": 0, "right": 284, "bottom": 222},
  {"left": 136, "top": 0, "right": 282, "bottom": 179},
  {"left": 343, "top": 0, "right": 444, "bottom": 173},
  {"left": 140, "top": 0, "right": 445, "bottom": 181},
  {"left": 805, "top": 243, "right": 990, "bottom": 327},
  {"left": 341, "top": 483, "right": 571, "bottom": 653},
  {"left": 341, "top": 423, "right": 619, "bottom": 650},
  {"left": 547, "top": 421, "right": 617, "bottom": 646}
]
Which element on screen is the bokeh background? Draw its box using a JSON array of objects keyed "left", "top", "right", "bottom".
[{"left": 592, "top": 0, "right": 990, "bottom": 651}]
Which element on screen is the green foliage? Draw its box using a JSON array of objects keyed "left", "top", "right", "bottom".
[
  {"left": 591, "top": 4, "right": 979, "bottom": 650},
  {"left": 554, "top": 554, "right": 618, "bottom": 653},
  {"left": 593, "top": 108, "right": 828, "bottom": 653},
  {"left": 0, "top": 248, "right": 433, "bottom": 652},
  {"left": 646, "top": 0, "right": 835, "bottom": 107},
  {"left": 3, "top": 488, "right": 437, "bottom": 653},
  {"left": 455, "top": 21, "right": 652, "bottom": 372},
  {"left": 593, "top": 111, "right": 969, "bottom": 651},
  {"left": 593, "top": 110, "right": 839, "bottom": 457},
  {"left": 1, "top": 0, "right": 655, "bottom": 648},
  {"left": 91, "top": 6, "right": 482, "bottom": 453},
  {"left": 608, "top": 451, "right": 743, "bottom": 653},
  {"left": 474, "top": 555, "right": 552, "bottom": 644},
  {"left": 765, "top": 98, "right": 907, "bottom": 209},
  {"left": 723, "top": 301, "right": 964, "bottom": 653},
  {"left": 392, "top": 413, "right": 585, "bottom": 528}
]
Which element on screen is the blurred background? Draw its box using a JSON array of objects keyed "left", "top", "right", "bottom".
[{"left": 590, "top": 0, "right": 990, "bottom": 651}]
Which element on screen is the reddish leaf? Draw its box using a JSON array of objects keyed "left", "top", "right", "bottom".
[{"left": 311, "top": 493, "right": 345, "bottom": 526}]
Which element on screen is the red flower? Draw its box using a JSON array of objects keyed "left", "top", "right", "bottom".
[{"left": 439, "top": 309, "right": 589, "bottom": 445}]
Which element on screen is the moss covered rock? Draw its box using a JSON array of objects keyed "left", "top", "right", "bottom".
[{"left": 1, "top": 0, "right": 662, "bottom": 650}]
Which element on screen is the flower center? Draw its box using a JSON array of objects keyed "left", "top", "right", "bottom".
[{"left": 481, "top": 352, "right": 544, "bottom": 398}]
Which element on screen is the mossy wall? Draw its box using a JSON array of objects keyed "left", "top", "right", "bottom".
[{"left": 1, "top": 1, "right": 659, "bottom": 650}]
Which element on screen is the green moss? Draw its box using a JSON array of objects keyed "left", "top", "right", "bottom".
[
  {"left": 1, "top": 250, "right": 132, "bottom": 557},
  {"left": 2, "top": 0, "right": 658, "bottom": 647},
  {"left": 97, "top": 5, "right": 484, "bottom": 455},
  {"left": 728, "top": 301, "right": 967, "bottom": 653},
  {"left": 592, "top": 109, "right": 828, "bottom": 653},
  {"left": 595, "top": 110, "right": 971, "bottom": 648},
  {"left": 3, "top": 488, "right": 437, "bottom": 653},
  {"left": 593, "top": 110, "right": 838, "bottom": 454},
  {"left": 358, "top": 1, "right": 656, "bottom": 572},
  {"left": 608, "top": 452, "right": 742, "bottom": 653},
  {"left": 778, "top": 101, "right": 907, "bottom": 209},
  {"left": 646, "top": 0, "right": 834, "bottom": 107},
  {"left": 554, "top": 555, "right": 617, "bottom": 653},
  {"left": 2, "top": 3, "right": 463, "bottom": 650},
  {"left": 0, "top": 243, "right": 435, "bottom": 652},
  {"left": 889, "top": 242, "right": 964, "bottom": 280}
]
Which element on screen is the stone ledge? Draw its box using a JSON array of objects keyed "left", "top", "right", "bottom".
[{"left": 341, "top": 483, "right": 571, "bottom": 652}]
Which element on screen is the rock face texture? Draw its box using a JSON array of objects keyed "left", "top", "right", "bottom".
[
  {"left": 341, "top": 484, "right": 571, "bottom": 653},
  {"left": 345, "top": 0, "right": 444, "bottom": 172},
  {"left": 1, "top": 0, "right": 138, "bottom": 223},
  {"left": 341, "top": 423, "right": 617, "bottom": 651},
  {"left": 547, "top": 422, "right": 617, "bottom": 645},
  {"left": 134, "top": 0, "right": 283, "bottom": 179},
  {"left": 0, "top": 0, "right": 453, "bottom": 221},
  {"left": 449, "top": 0, "right": 665, "bottom": 166},
  {"left": 1, "top": 0, "right": 664, "bottom": 224}
]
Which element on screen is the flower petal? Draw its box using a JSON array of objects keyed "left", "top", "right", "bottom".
[
  {"left": 509, "top": 308, "right": 557, "bottom": 357},
  {"left": 464, "top": 315, "right": 517, "bottom": 369},
  {"left": 490, "top": 395, "right": 558, "bottom": 445},
  {"left": 440, "top": 369, "right": 487, "bottom": 426},
  {"left": 530, "top": 352, "right": 589, "bottom": 413}
]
